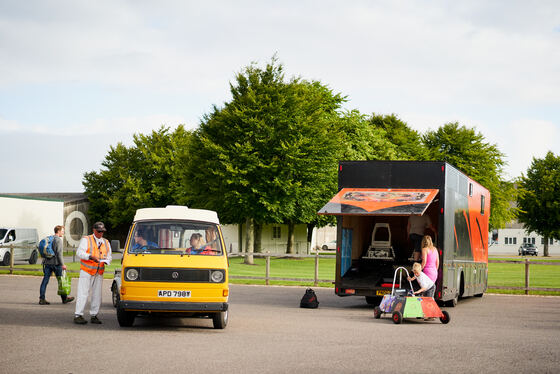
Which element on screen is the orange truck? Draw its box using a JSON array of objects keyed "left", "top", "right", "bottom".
[{"left": 318, "top": 161, "right": 490, "bottom": 307}]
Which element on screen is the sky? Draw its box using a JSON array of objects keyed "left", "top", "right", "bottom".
[{"left": 1, "top": 0, "right": 559, "bottom": 193}]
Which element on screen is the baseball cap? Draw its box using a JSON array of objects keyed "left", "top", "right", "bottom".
[{"left": 92, "top": 222, "right": 107, "bottom": 232}]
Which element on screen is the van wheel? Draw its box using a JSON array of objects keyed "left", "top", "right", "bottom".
[
  {"left": 116, "top": 307, "right": 135, "bottom": 327},
  {"left": 28, "top": 250, "right": 38, "bottom": 264},
  {"left": 111, "top": 283, "right": 120, "bottom": 308},
  {"left": 2, "top": 252, "right": 11, "bottom": 266},
  {"left": 212, "top": 310, "right": 228, "bottom": 329}
]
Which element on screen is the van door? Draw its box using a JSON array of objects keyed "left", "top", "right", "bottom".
[
  {"left": 19, "top": 229, "right": 35, "bottom": 260},
  {"left": 4, "top": 230, "right": 21, "bottom": 260}
]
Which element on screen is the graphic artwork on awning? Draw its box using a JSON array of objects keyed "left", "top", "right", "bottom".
[{"left": 318, "top": 188, "right": 439, "bottom": 216}]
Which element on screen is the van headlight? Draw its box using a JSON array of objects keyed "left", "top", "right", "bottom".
[
  {"left": 210, "top": 270, "right": 224, "bottom": 283},
  {"left": 126, "top": 268, "right": 139, "bottom": 281}
]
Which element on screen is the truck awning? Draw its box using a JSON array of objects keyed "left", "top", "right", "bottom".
[{"left": 318, "top": 188, "right": 439, "bottom": 216}]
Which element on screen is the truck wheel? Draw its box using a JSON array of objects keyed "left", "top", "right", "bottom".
[
  {"left": 212, "top": 310, "right": 228, "bottom": 329},
  {"left": 446, "top": 295, "right": 458, "bottom": 307},
  {"left": 117, "top": 307, "right": 135, "bottom": 327},
  {"left": 28, "top": 250, "right": 38, "bottom": 264},
  {"left": 111, "top": 283, "right": 120, "bottom": 308},
  {"left": 2, "top": 252, "right": 11, "bottom": 266},
  {"left": 440, "top": 311, "right": 450, "bottom": 324},
  {"left": 373, "top": 306, "right": 382, "bottom": 319},
  {"left": 392, "top": 311, "right": 402, "bottom": 324}
]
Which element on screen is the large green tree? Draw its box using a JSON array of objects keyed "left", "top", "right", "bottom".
[
  {"left": 83, "top": 126, "right": 191, "bottom": 239},
  {"left": 368, "top": 113, "right": 428, "bottom": 160},
  {"left": 301, "top": 110, "right": 400, "bottom": 248},
  {"left": 176, "top": 58, "right": 346, "bottom": 259},
  {"left": 517, "top": 151, "right": 560, "bottom": 256},
  {"left": 423, "top": 122, "right": 516, "bottom": 229}
]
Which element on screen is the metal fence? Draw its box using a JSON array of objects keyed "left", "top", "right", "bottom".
[
  {"left": 227, "top": 251, "right": 335, "bottom": 286},
  {"left": 0, "top": 244, "right": 82, "bottom": 275},
  {"left": 0, "top": 244, "right": 36, "bottom": 274},
  {"left": 488, "top": 259, "right": 560, "bottom": 294}
]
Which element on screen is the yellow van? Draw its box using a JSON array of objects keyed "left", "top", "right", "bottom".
[{"left": 115, "top": 205, "right": 229, "bottom": 328}]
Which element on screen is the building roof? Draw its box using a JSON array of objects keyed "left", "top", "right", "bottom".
[{"left": 0, "top": 193, "right": 87, "bottom": 203}]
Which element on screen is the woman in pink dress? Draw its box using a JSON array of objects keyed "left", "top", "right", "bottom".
[{"left": 421, "top": 235, "right": 439, "bottom": 283}]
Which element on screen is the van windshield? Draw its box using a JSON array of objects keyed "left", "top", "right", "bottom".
[
  {"left": 0, "top": 229, "right": 6, "bottom": 241},
  {"left": 128, "top": 221, "right": 222, "bottom": 256}
]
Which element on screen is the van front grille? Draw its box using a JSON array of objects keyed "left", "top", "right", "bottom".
[{"left": 138, "top": 268, "right": 211, "bottom": 282}]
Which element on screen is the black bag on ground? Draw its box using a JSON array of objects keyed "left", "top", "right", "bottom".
[{"left": 300, "top": 288, "right": 319, "bottom": 308}]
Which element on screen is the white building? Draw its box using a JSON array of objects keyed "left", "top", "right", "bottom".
[
  {"left": 490, "top": 220, "right": 560, "bottom": 255},
  {"left": 0, "top": 193, "right": 90, "bottom": 248}
]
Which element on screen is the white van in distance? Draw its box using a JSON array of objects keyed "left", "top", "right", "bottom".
[{"left": 0, "top": 228, "right": 39, "bottom": 265}]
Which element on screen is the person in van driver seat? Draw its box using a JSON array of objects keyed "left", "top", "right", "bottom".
[
  {"left": 132, "top": 229, "right": 158, "bottom": 251},
  {"left": 186, "top": 233, "right": 213, "bottom": 255}
]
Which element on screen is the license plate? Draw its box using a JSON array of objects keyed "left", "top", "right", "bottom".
[
  {"left": 376, "top": 290, "right": 390, "bottom": 296},
  {"left": 158, "top": 290, "right": 191, "bottom": 298}
]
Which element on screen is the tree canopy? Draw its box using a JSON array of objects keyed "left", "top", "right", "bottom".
[
  {"left": 368, "top": 113, "right": 427, "bottom": 160},
  {"left": 422, "top": 122, "right": 516, "bottom": 229},
  {"left": 177, "top": 59, "right": 346, "bottom": 227},
  {"left": 174, "top": 58, "right": 356, "bottom": 255},
  {"left": 83, "top": 126, "right": 190, "bottom": 235},
  {"left": 517, "top": 151, "right": 560, "bottom": 256}
]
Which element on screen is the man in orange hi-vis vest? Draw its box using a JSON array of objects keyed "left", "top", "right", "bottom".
[{"left": 73, "top": 222, "right": 112, "bottom": 325}]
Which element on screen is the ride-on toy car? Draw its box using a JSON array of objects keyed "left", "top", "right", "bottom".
[{"left": 373, "top": 267, "right": 450, "bottom": 324}]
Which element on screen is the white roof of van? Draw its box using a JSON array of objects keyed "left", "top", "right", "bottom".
[{"left": 133, "top": 205, "right": 220, "bottom": 224}]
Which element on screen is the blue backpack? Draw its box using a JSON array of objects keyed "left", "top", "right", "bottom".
[{"left": 37, "top": 235, "right": 56, "bottom": 258}]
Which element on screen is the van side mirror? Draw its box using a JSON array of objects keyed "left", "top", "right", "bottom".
[{"left": 111, "top": 240, "right": 121, "bottom": 253}]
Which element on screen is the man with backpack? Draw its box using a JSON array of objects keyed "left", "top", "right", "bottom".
[{"left": 39, "top": 225, "right": 75, "bottom": 305}]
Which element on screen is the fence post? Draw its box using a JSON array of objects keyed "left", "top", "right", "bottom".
[
  {"left": 265, "top": 252, "right": 270, "bottom": 286},
  {"left": 525, "top": 259, "right": 530, "bottom": 295},
  {"left": 9, "top": 244, "right": 14, "bottom": 275},
  {"left": 314, "top": 250, "right": 319, "bottom": 287}
]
